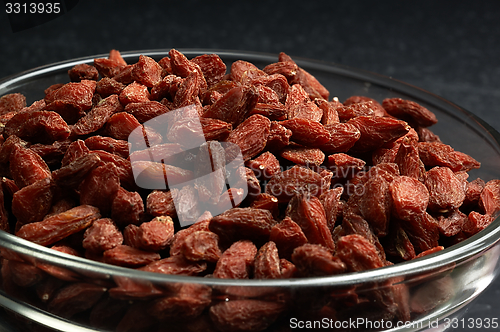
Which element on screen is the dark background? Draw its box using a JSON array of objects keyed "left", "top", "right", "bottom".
[{"left": 0, "top": 1, "right": 500, "bottom": 331}]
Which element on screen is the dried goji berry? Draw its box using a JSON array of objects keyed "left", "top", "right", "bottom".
[
  {"left": 463, "top": 211, "right": 494, "bottom": 236},
  {"left": 289, "top": 100, "right": 323, "bottom": 123},
  {"left": 249, "top": 193, "right": 280, "bottom": 218},
  {"left": 149, "top": 283, "right": 211, "bottom": 321},
  {"left": 0, "top": 185, "right": 10, "bottom": 233},
  {"left": 357, "top": 174, "right": 392, "bottom": 237},
  {"left": 266, "top": 121, "right": 292, "bottom": 151},
  {"left": 401, "top": 212, "right": 440, "bottom": 253},
  {"left": 209, "top": 208, "right": 275, "bottom": 245},
  {"left": 319, "top": 122, "right": 361, "bottom": 154},
  {"left": 319, "top": 187, "right": 344, "bottom": 231},
  {"left": 269, "top": 217, "right": 308, "bottom": 260},
  {"left": 45, "top": 81, "right": 94, "bottom": 113},
  {"left": 328, "top": 153, "right": 365, "bottom": 180},
  {"left": 425, "top": 166, "right": 466, "bottom": 213},
  {"left": 394, "top": 135, "right": 426, "bottom": 181},
  {"left": 140, "top": 254, "right": 207, "bottom": 276},
  {"left": 336, "top": 102, "right": 376, "bottom": 122},
  {"left": 382, "top": 98, "right": 438, "bottom": 127},
  {"left": 95, "top": 77, "right": 125, "bottom": 97},
  {"left": 68, "top": 63, "right": 99, "bottom": 82},
  {"left": 253, "top": 241, "right": 281, "bottom": 279},
  {"left": 250, "top": 100, "right": 287, "bottom": 120},
  {"left": 91, "top": 149, "right": 136, "bottom": 190},
  {"left": 250, "top": 85, "right": 287, "bottom": 120},
  {"left": 263, "top": 60, "right": 299, "bottom": 82},
  {"left": 191, "top": 53, "right": 227, "bottom": 88},
  {"left": 173, "top": 72, "right": 203, "bottom": 109},
  {"left": 246, "top": 151, "right": 281, "bottom": 180},
  {"left": 341, "top": 213, "right": 386, "bottom": 261},
  {"left": 52, "top": 153, "right": 102, "bottom": 188},
  {"left": 347, "top": 116, "right": 410, "bottom": 152},
  {"left": 131, "top": 55, "right": 163, "bottom": 88},
  {"left": 173, "top": 185, "right": 203, "bottom": 225},
  {"left": 16, "top": 205, "right": 100, "bottom": 246},
  {"left": 146, "top": 190, "right": 177, "bottom": 218},
  {"left": 286, "top": 192, "right": 335, "bottom": 251},
  {"left": 94, "top": 54, "right": 126, "bottom": 78},
  {"left": 417, "top": 126, "right": 441, "bottom": 143},
  {"left": 151, "top": 74, "right": 182, "bottom": 102},
  {"left": 436, "top": 209, "right": 468, "bottom": 237},
  {"left": 479, "top": 179, "right": 500, "bottom": 216},
  {"left": 291, "top": 243, "right": 346, "bottom": 277},
  {"left": 316, "top": 98, "right": 340, "bottom": 125},
  {"left": 61, "top": 139, "right": 90, "bottom": 166},
  {"left": 110, "top": 187, "right": 145, "bottom": 227},
  {"left": 390, "top": 176, "right": 429, "bottom": 221},
  {"left": 83, "top": 218, "right": 123, "bottom": 253},
  {"left": 47, "top": 282, "right": 107, "bottom": 319},
  {"left": 281, "top": 145, "right": 325, "bottom": 166},
  {"left": 418, "top": 141, "right": 480, "bottom": 172},
  {"left": 103, "top": 244, "right": 160, "bottom": 268},
  {"left": 209, "top": 299, "right": 285, "bottom": 332},
  {"left": 336, "top": 234, "right": 385, "bottom": 272},
  {"left": 231, "top": 60, "right": 266, "bottom": 83},
  {"left": 137, "top": 216, "right": 175, "bottom": 252},
  {"left": 10, "top": 144, "right": 51, "bottom": 189},
  {"left": 344, "top": 95, "right": 389, "bottom": 117},
  {"left": 285, "top": 83, "right": 309, "bottom": 113},
  {"left": 384, "top": 223, "right": 416, "bottom": 262},
  {"left": 203, "top": 85, "right": 259, "bottom": 127},
  {"left": 265, "top": 165, "right": 325, "bottom": 203},
  {"left": 462, "top": 178, "right": 486, "bottom": 211},
  {"left": 169, "top": 215, "right": 211, "bottom": 257},
  {"left": 181, "top": 230, "right": 222, "bottom": 263},
  {"left": 6, "top": 51, "right": 500, "bottom": 325},
  {"left": 158, "top": 55, "right": 172, "bottom": 74},
  {"left": 231, "top": 166, "right": 261, "bottom": 198},
  {"left": 84, "top": 135, "right": 129, "bottom": 159},
  {"left": 0, "top": 93, "right": 26, "bottom": 115},
  {"left": 227, "top": 114, "right": 271, "bottom": 161},
  {"left": 4, "top": 110, "right": 71, "bottom": 144},
  {"left": 105, "top": 112, "right": 142, "bottom": 141},
  {"left": 169, "top": 49, "right": 207, "bottom": 87},
  {"left": 193, "top": 141, "right": 226, "bottom": 199},
  {"left": 281, "top": 52, "right": 329, "bottom": 100},
  {"left": 72, "top": 94, "right": 124, "bottom": 136},
  {"left": 118, "top": 81, "right": 150, "bottom": 105},
  {"left": 11, "top": 177, "right": 56, "bottom": 229},
  {"left": 29, "top": 139, "right": 71, "bottom": 168},
  {"left": 199, "top": 117, "right": 232, "bottom": 141},
  {"left": 124, "top": 101, "right": 169, "bottom": 125},
  {"left": 281, "top": 118, "right": 331, "bottom": 147},
  {"left": 79, "top": 162, "right": 120, "bottom": 215},
  {"left": 213, "top": 240, "right": 257, "bottom": 279}
]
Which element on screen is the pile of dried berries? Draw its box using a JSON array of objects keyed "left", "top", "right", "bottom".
[{"left": 0, "top": 49, "right": 499, "bottom": 331}]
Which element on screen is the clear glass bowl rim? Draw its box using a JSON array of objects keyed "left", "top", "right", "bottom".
[{"left": 1, "top": 48, "right": 500, "bottom": 289}]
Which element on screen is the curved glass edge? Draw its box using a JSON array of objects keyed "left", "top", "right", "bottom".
[
  {"left": 0, "top": 50, "right": 499, "bottom": 289},
  {"left": 0, "top": 213, "right": 497, "bottom": 288},
  {"left": 0, "top": 246, "right": 497, "bottom": 332}
]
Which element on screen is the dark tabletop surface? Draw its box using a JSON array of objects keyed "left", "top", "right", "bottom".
[{"left": 0, "top": 1, "right": 500, "bottom": 331}]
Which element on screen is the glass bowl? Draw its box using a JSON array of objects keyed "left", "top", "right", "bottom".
[{"left": 0, "top": 50, "right": 499, "bottom": 332}]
